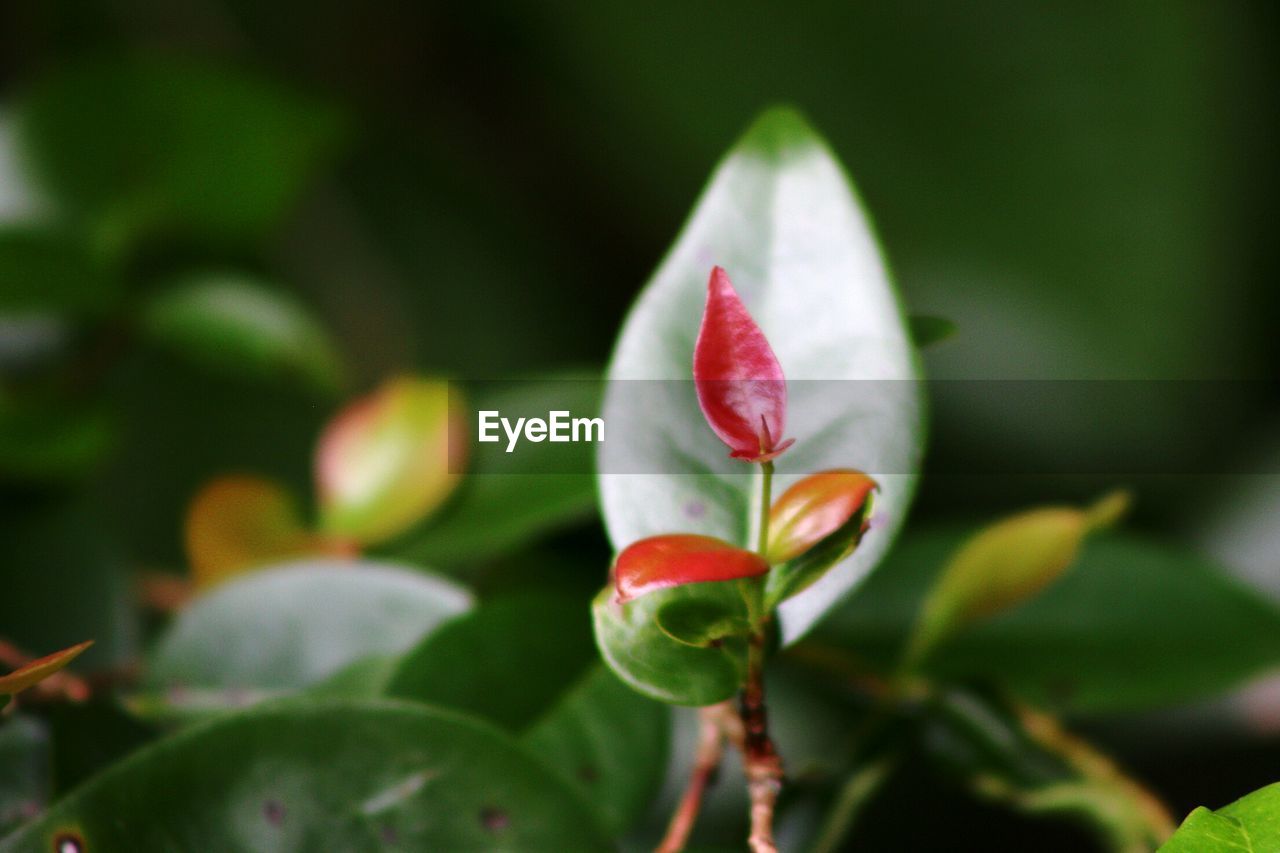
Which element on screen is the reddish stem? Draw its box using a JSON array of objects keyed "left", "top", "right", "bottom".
[
  {"left": 739, "top": 631, "right": 784, "bottom": 853},
  {"left": 658, "top": 702, "right": 737, "bottom": 852}
]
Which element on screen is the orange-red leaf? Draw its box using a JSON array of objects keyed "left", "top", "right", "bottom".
[
  {"left": 693, "top": 267, "right": 793, "bottom": 462},
  {"left": 613, "top": 534, "right": 770, "bottom": 604},
  {"left": 185, "top": 475, "right": 351, "bottom": 589},
  {"left": 767, "top": 469, "right": 878, "bottom": 564},
  {"left": 0, "top": 640, "right": 93, "bottom": 696}
]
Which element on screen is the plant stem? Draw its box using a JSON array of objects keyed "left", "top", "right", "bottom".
[
  {"left": 738, "top": 459, "right": 783, "bottom": 853},
  {"left": 756, "top": 460, "right": 774, "bottom": 555},
  {"left": 658, "top": 702, "right": 735, "bottom": 853}
]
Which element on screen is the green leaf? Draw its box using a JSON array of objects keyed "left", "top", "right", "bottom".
[
  {"left": 525, "top": 665, "right": 669, "bottom": 835},
  {"left": 0, "top": 398, "right": 115, "bottom": 483},
  {"left": 907, "top": 314, "right": 957, "bottom": 348},
  {"left": 16, "top": 56, "right": 345, "bottom": 245},
  {"left": 765, "top": 498, "right": 873, "bottom": 609},
  {"left": 597, "top": 106, "right": 924, "bottom": 646},
  {"left": 305, "top": 655, "right": 400, "bottom": 699},
  {"left": 144, "top": 561, "right": 471, "bottom": 709},
  {"left": 387, "top": 376, "right": 599, "bottom": 564},
  {"left": 655, "top": 596, "right": 751, "bottom": 647},
  {"left": 0, "top": 227, "right": 116, "bottom": 315},
  {"left": 816, "top": 531, "right": 1280, "bottom": 713},
  {"left": 141, "top": 273, "right": 344, "bottom": 393},
  {"left": 592, "top": 581, "right": 748, "bottom": 706},
  {"left": 385, "top": 594, "right": 595, "bottom": 731},
  {"left": 384, "top": 596, "right": 669, "bottom": 834},
  {"left": 0, "top": 700, "right": 610, "bottom": 851},
  {"left": 1161, "top": 782, "right": 1280, "bottom": 852},
  {"left": 902, "top": 494, "right": 1124, "bottom": 669}
]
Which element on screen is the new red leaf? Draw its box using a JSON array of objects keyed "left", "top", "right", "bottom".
[
  {"left": 0, "top": 640, "right": 93, "bottom": 697},
  {"left": 613, "top": 534, "right": 770, "bottom": 604},
  {"left": 767, "top": 469, "right": 878, "bottom": 564},
  {"left": 693, "top": 266, "right": 793, "bottom": 462}
]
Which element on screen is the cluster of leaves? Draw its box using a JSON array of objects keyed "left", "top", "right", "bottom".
[
  {"left": 0, "top": 56, "right": 350, "bottom": 486},
  {"left": 4, "top": 85, "right": 1280, "bottom": 852},
  {"left": 583, "top": 109, "right": 1280, "bottom": 850}
]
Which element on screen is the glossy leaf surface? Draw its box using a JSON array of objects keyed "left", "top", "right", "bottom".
[
  {"left": 613, "top": 534, "right": 769, "bottom": 604},
  {"left": 385, "top": 595, "right": 594, "bottom": 731},
  {"left": 765, "top": 500, "right": 874, "bottom": 608},
  {"left": 693, "top": 266, "right": 792, "bottom": 462},
  {"left": 599, "top": 107, "right": 924, "bottom": 644},
  {"left": 592, "top": 582, "right": 748, "bottom": 706},
  {"left": 384, "top": 596, "right": 668, "bottom": 834},
  {"left": 316, "top": 377, "right": 464, "bottom": 545},
  {"left": 525, "top": 665, "right": 669, "bottom": 835},
  {"left": 766, "top": 469, "right": 877, "bottom": 564},
  {"left": 0, "top": 700, "right": 609, "bottom": 851},
  {"left": 146, "top": 561, "right": 470, "bottom": 702}
]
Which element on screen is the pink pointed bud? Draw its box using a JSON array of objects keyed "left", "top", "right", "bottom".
[
  {"left": 694, "top": 266, "right": 794, "bottom": 462},
  {"left": 613, "top": 534, "right": 770, "bottom": 604},
  {"left": 766, "top": 470, "right": 879, "bottom": 564}
]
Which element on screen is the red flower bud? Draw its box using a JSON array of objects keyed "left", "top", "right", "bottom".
[
  {"left": 766, "top": 469, "right": 878, "bottom": 564},
  {"left": 693, "top": 266, "right": 794, "bottom": 462},
  {"left": 613, "top": 534, "right": 770, "bottom": 604}
]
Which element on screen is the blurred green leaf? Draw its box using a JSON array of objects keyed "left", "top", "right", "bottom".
[
  {"left": 525, "top": 665, "right": 669, "bottom": 835},
  {"left": 0, "top": 399, "right": 115, "bottom": 483},
  {"left": 0, "top": 716, "right": 47, "bottom": 837},
  {"left": 598, "top": 107, "right": 924, "bottom": 646},
  {"left": 141, "top": 274, "right": 344, "bottom": 393},
  {"left": 388, "top": 377, "right": 599, "bottom": 564},
  {"left": 907, "top": 315, "right": 957, "bottom": 349},
  {"left": 903, "top": 494, "right": 1125, "bottom": 669},
  {"left": 144, "top": 561, "right": 471, "bottom": 711},
  {"left": 385, "top": 595, "right": 668, "bottom": 834},
  {"left": 316, "top": 377, "right": 459, "bottom": 545},
  {"left": 0, "top": 227, "right": 116, "bottom": 315},
  {"left": 16, "top": 56, "right": 345, "bottom": 245},
  {"left": 593, "top": 581, "right": 748, "bottom": 706},
  {"left": 385, "top": 594, "right": 594, "bottom": 730},
  {"left": 1161, "top": 782, "right": 1280, "bottom": 852},
  {"left": 817, "top": 532, "right": 1280, "bottom": 713},
  {"left": 305, "top": 655, "right": 399, "bottom": 699},
  {"left": 0, "top": 700, "right": 610, "bottom": 851}
]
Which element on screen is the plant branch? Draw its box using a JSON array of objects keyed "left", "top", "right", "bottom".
[
  {"left": 658, "top": 701, "right": 737, "bottom": 853},
  {"left": 733, "top": 459, "right": 785, "bottom": 853},
  {"left": 1009, "top": 700, "right": 1175, "bottom": 847}
]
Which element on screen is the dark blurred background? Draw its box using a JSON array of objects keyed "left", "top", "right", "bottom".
[{"left": 2, "top": 2, "right": 1279, "bottom": 849}]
